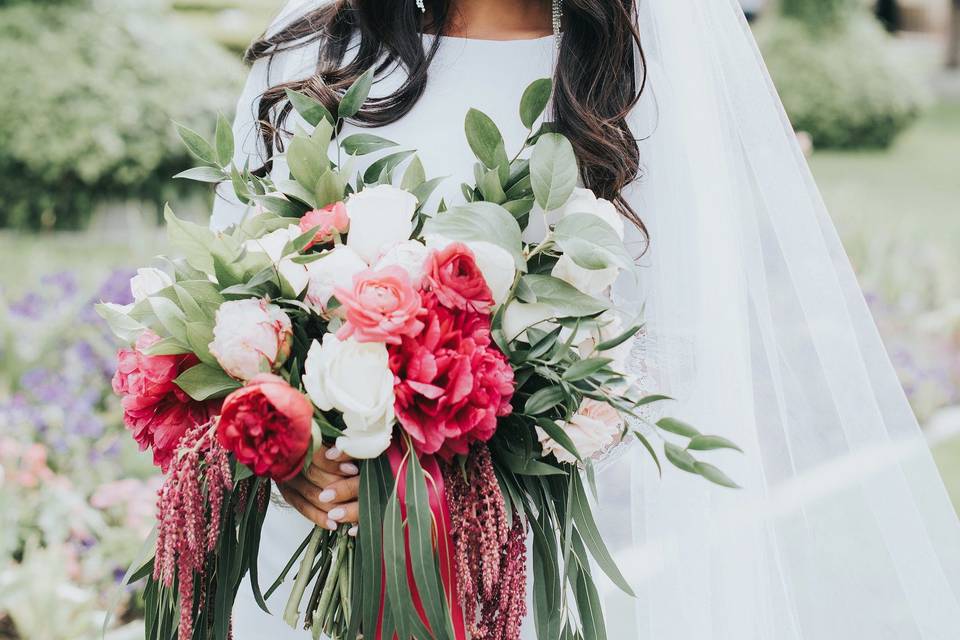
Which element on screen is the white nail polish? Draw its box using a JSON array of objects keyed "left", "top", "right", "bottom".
[
  {"left": 318, "top": 489, "right": 336, "bottom": 503},
  {"left": 325, "top": 447, "right": 341, "bottom": 460},
  {"left": 328, "top": 507, "right": 346, "bottom": 521},
  {"left": 340, "top": 462, "right": 359, "bottom": 475},
  {"left": 348, "top": 526, "right": 359, "bottom": 537},
  {"left": 325, "top": 520, "right": 338, "bottom": 531}
]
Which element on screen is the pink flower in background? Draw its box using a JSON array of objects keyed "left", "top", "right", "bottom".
[
  {"left": 299, "top": 202, "right": 350, "bottom": 249},
  {"left": 425, "top": 243, "right": 495, "bottom": 314},
  {"left": 112, "top": 331, "right": 214, "bottom": 471},
  {"left": 389, "top": 292, "right": 514, "bottom": 459},
  {"left": 335, "top": 266, "right": 425, "bottom": 345},
  {"left": 215, "top": 373, "right": 312, "bottom": 481}
]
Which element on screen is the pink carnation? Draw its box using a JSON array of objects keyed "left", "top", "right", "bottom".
[
  {"left": 425, "top": 243, "right": 495, "bottom": 314},
  {"left": 335, "top": 266, "right": 425, "bottom": 345},
  {"left": 299, "top": 201, "right": 350, "bottom": 250},
  {"left": 112, "top": 331, "right": 215, "bottom": 471},
  {"left": 389, "top": 292, "right": 514, "bottom": 459}
]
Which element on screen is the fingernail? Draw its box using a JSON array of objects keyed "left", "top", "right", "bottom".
[
  {"left": 348, "top": 526, "right": 359, "bottom": 537},
  {"left": 340, "top": 462, "right": 359, "bottom": 475},
  {"left": 328, "top": 507, "right": 346, "bottom": 521},
  {"left": 325, "top": 520, "right": 338, "bottom": 531},
  {"left": 318, "top": 489, "right": 336, "bottom": 503},
  {"left": 325, "top": 447, "right": 341, "bottom": 460}
]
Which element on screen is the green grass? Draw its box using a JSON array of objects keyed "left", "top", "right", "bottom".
[{"left": 172, "top": 0, "right": 285, "bottom": 54}]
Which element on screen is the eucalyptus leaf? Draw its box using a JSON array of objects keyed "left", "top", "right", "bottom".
[
  {"left": 664, "top": 441, "right": 698, "bottom": 473},
  {"left": 554, "top": 212, "right": 635, "bottom": 271},
  {"left": 657, "top": 417, "right": 701, "bottom": 438},
  {"left": 339, "top": 67, "right": 374, "bottom": 119},
  {"left": 525, "top": 386, "right": 567, "bottom": 415},
  {"left": 363, "top": 150, "right": 415, "bottom": 184},
  {"left": 173, "top": 363, "right": 241, "bottom": 401},
  {"left": 530, "top": 133, "right": 578, "bottom": 211},
  {"left": 688, "top": 435, "right": 743, "bottom": 453},
  {"left": 173, "top": 166, "right": 226, "bottom": 183},
  {"left": 478, "top": 168, "right": 507, "bottom": 204},
  {"left": 164, "top": 205, "right": 216, "bottom": 274},
  {"left": 95, "top": 303, "right": 145, "bottom": 343},
  {"left": 285, "top": 88, "right": 335, "bottom": 127},
  {"left": 535, "top": 417, "right": 582, "bottom": 463},
  {"left": 520, "top": 78, "right": 553, "bottom": 129},
  {"left": 175, "top": 122, "right": 217, "bottom": 166},
  {"left": 694, "top": 461, "right": 740, "bottom": 489},
  {"left": 464, "top": 108, "right": 508, "bottom": 171},
  {"left": 569, "top": 473, "right": 635, "bottom": 596},
  {"left": 562, "top": 357, "right": 613, "bottom": 382},
  {"left": 215, "top": 113, "right": 235, "bottom": 167},
  {"left": 341, "top": 133, "right": 398, "bottom": 155},
  {"left": 400, "top": 155, "right": 426, "bottom": 191},
  {"left": 520, "top": 274, "right": 609, "bottom": 317}
]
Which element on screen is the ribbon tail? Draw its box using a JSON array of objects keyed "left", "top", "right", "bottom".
[{"left": 377, "top": 442, "right": 467, "bottom": 640}]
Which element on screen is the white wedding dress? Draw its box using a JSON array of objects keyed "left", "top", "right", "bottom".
[{"left": 214, "top": 1, "right": 960, "bottom": 638}]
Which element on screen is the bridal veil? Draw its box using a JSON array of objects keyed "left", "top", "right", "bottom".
[{"left": 603, "top": 0, "right": 960, "bottom": 637}]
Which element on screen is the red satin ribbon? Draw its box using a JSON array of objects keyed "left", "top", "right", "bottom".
[{"left": 377, "top": 442, "right": 467, "bottom": 640}]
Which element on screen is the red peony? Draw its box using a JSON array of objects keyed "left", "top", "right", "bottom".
[
  {"left": 424, "top": 243, "right": 495, "bottom": 314},
  {"left": 215, "top": 373, "right": 313, "bottom": 481},
  {"left": 389, "top": 292, "right": 514, "bottom": 459},
  {"left": 112, "top": 330, "right": 214, "bottom": 472}
]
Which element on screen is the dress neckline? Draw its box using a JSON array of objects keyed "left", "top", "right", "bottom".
[{"left": 422, "top": 32, "right": 555, "bottom": 45}]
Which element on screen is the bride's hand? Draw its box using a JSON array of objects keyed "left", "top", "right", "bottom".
[{"left": 277, "top": 445, "right": 360, "bottom": 535}]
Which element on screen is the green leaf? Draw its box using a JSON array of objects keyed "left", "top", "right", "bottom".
[
  {"left": 520, "top": 274, "right": 609, "bottom": 317},
  {"left": 383, "top": 488, "right": 413, "bottom": 640},
  {"left": 634, "top": 431, "right": 662, "bottom": 476},
  {"left": 215, "top": 113, "right": 235, "bottom": 166},
  {"left": 273, "top": 179, "right": 318, "bottom": 208},
  {"left": 149, "top": 296, "right": 188, "bottom": 344},
  {"left": 400, "top": 155, "right": 426, "bottom": 191},
  {"left": 362, "top": 150, "right": 415, "bottom": 184},
  {"left": 572, "top": 535, "right": 607, "bottom": 640},
  {"left": 339, "top": 67, "right": 375, "bottom": 119},
  {"left": 411, "top": 176, "right": 447, "bottom": 207},
  {"left": 530, "top": 133, "right": 578, "bottom": 211},
  {"left": 404, "top": 455, "right": 454, "bottom": 640},
  {"left": 359, "top": 460, "right": 387, "bottom": 637},
  {"left": 553, "top": 212, "right": 635, "bottom": 271},
  {"left": 569, "top": 473, "right": 635, "bottom": 596},
  {"left": 664, "top": 441, "right": 697, "bottom": 473},
  {"left": 164, "top": 205, "right": 216, "bottom": 274},
  {"left": 520, "top": 78, "right": 553, "bottom": 129},
  {"left": 141, "top": 336, "right": 191, "bottom": 356},
  {"left": 688, "top": 435, "right": 743, "bottom": 453},
  {"left": 95, "top": 303, "right": 145, "bottom": 343},
  {"left": 175, "top": 122, "right": 217, "bottom": 166},
  {"left": 694, "top": 461, "right": 740, "bottom": 488},
  {"left": 525, "top": 386, "right": 567, "bottom": 415},
  {"left": 252, "top": 194, "right": 309, "bottom": 219},
  {"left": 657, "top": 417, "right": 700, "bottom": 438},
  {"left": 422, "top": 202, "right": 525, "bottom": 270},
  {"left": 284, "top": 88, "right": 334, "bottom": 127},
  {"left": 315, "top": 170, "right": 346, "bottom": 208},
  {"left": 464, "top": 108, "right": 509, "bottom": 172},
  {"left": 286, "top": 135, "right": 327, "bottom": 193},
  {"left": 562, "top": 357, "right": 613, "bottom": 382},
  {"left": 185, "top": 321, "right": 216, "bottom": 366},
  {"left": 535, "top": 417, "right": 582, "bottom": 463},
  {"left": 341, "top": 133, "right": 398, "bottom": 155},
  {"left": 173, "top": 166, "right": 226, "bottom": 183},
  {"left": 174, "top": 363, "right": 241, "bottom": 401},
  {"left": 594, "top": 323, "right": 642, "bottom": 352},
  {"left": 478, "top": 168, "right": 507, "bottom": 204}
]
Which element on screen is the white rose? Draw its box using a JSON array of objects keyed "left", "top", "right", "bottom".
[
  {"left": 577, "top": 312, "right": 632, "bottom": 375},
  {"left": 425, "top": 235, "right": 516, "bottom": 305},
  {"left": 304, "top": 246, "right": 368, "bottom": 314},
  {"left": 559, "top": 187, "right": 625, "bottom": 240},
  {"left": 551, "top": 254, "right": 619, "bottom": 295},
  {"left": 536, "top": 399, "right": 622, "bottom": 465},
  {"left": 302, "top": 335, "right": 395, "bottom": 459},
  {"left": 129, "top": 268, "right": 173, "bottom": 302},
  {"left": 346, "top": 185, "right": 418, "bottom": 264},
  {"left": 244, "top": 225, "right": 310, "bottom": 295},
  {"left": 374, "top": 240, "right": 431, "bottom": 287},
  {"left": 209, "top": 298, "right": 293, "bottom": 381}
]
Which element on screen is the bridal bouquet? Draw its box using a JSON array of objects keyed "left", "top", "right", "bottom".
[{"left": 98, "top": 72, "right": 738, "bottom": 640}]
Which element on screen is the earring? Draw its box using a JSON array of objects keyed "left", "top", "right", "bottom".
[
  {"left": 416, "top": 0, "right": 425, "bottom": 12},
  {"left": 552, "top": 0, "right": 563, "bottom": 47}
]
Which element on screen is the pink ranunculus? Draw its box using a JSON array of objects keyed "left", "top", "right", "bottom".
[
  {"left": 425, "top": 242, "right": 495, "bottom": 314},
  {"left": 335, "top": 266, "right": 425, "bottom": 345},
  {"left": 112, "top": 331, "right": 215, "bottom": 471},
  {"left": 299, "top": 202, "right": 350, "bottom": 250},
  {"left": 215, "top": 373, "right": 313, "bottom": 481},
  {"left": 389, "top": 292, "right": 514, "bottom": 459}
]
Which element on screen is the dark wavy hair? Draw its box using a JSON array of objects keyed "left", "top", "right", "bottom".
[{"left": 247, "top": 0, "right": 647, "bottom": 237}]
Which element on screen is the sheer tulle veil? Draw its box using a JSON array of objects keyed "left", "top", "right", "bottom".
[
  {"left": 218, "top": 0, "right": 960, "bottom": 637},
  {"left": 603, "top": 0, "right": 960, "bottom": 637}
]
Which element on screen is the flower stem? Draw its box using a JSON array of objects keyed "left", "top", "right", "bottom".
[{"left": 283, "top": 525, "right": 324, "bottom": 628}]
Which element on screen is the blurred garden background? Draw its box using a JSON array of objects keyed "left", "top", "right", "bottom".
[{"left": 1, "top": 0, "right": 958, "bottom": 637}]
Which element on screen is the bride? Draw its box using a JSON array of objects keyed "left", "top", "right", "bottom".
[{"left": 212, "top": 0, "right": 960, "bottom": 638}]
